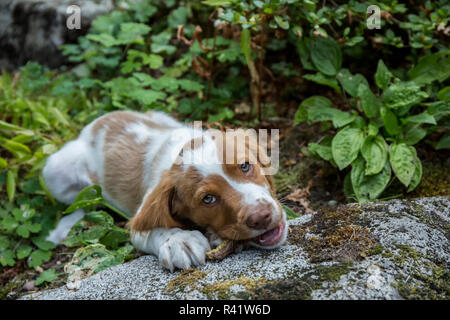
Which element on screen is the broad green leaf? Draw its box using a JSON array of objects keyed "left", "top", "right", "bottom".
[
  {"left": 332, "top": 110, "right": 356, "bottom": 128},
  {"left": 380, "top": 106, "right": 401, "bottom": 136},
  {"left": 331, "top": 127, "right": 364, "bottom": 170},
  {"left": 351, "top": 157, "right": 391, "bottom": 202},
  {"left": 294, "top": 96, "right": 334, "bottom": 124},
  {"left": 28, "top": 249, "right": 52, "bottom": 268},
  {"left": 403, "top": 112, "right": 436, "bottom": 125},
  {"left": 336, "top": 69, "right": 369, "bottom": 97},
  {"left": 382, "top": 82, "right": 428, "bottom": 109},
  {"left": 87, "top": 33, "right": 119, "bottom": 47},
  {"left": 297, "top": 38, "right": 315, "bottom": 71},
  {"left": 308, "top": 142, "right": 333, "bottom": 161},
  {"left": 357, "top": 83, "right": 381, "bottom": 118},
  {"left": 361, "top": 135, "right": 388, "bottom": 175},
  {"left": 426, "top": 101, "right": 450, "bottom": 122},
  {"left": 407, "top": 157, "right": 422, "bottom": 192},
  {"left": 129, "top": 89, "right": 166, "bottom": 105},
  {"left": 409, "top": 51, "right": 450, "bottom": 85},
  {"left": 303, "top": 72, "right": 341, "bottom": 93},
  {"left": 32, "top": 237, "right": 56, "bottom": 251},
  {"left": 16, "top": 245, "right": 32, "bottom": 259},
  {"left": 402, "top": 124, "right": 427, "bottom": 145},
  {"left": 367, "top": 123, "right": 379, "bottom": 137},
  {"left": 375, "top": 60, "right": 392, "bottom": 90},
  {"left": 436, "top": 134, "right": 450, "bottom": 150},
  {"left": 389, "top": 143, "right": 416, "bottom": 187},
  {"left": 35, "top": 269, "right": 58, "bottom": 286},
  {"left": 310, "top": 37, "right": 342, "bottom": 76},
  {"left": 437, "top": 86, "right": 450, "bottom": 101},
  {"left": 6, "top": 170, "right": 16, "bottom": 202}
]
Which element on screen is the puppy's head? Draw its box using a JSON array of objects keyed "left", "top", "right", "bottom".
[{"left": 129, "top": 129, "right": 287, "bottom": 249}]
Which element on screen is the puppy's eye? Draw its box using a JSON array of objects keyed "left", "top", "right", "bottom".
[
  {"left": 202, "top": 194, "right": 217, "bottom": 205},
  {"left": 240, "top": 162, "right": 251, "bottom": 173}
]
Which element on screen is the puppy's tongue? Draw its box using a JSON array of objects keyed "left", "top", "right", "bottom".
[{"left": 253, "top": 222, "right": 284, "bottom": 247}]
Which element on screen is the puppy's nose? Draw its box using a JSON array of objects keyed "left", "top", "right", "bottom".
[{"left": 246, "top": 206, "right": 272, "bottom": 230}]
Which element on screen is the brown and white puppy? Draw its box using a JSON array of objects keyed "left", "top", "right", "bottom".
[{"left": 43, "top": 111, "right": 287, "bottom": 271}]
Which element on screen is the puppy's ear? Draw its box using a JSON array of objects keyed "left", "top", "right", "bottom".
[{"left": 128, "top": 172, "right": 183, "bottom": 232}]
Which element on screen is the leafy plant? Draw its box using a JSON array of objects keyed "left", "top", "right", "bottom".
[{"left": 295, "top": 49, "right": 449, "bottom": 202}]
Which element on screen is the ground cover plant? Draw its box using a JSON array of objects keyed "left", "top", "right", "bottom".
[{"left": 0, "top": 0, "right": 448, "bottom": 298}]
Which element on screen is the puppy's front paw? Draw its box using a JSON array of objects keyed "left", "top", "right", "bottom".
[{"left": 158, "top": 230, "right": 210, "bottom": 272}]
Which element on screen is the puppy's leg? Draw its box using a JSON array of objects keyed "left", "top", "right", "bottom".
[
  {"left": 46, "top": 209, "right": 85, "bottom": 244},
  {"left": 131, "top": 228, "right": 211, "bottom": 272},
  {"left": 43, "top": 140, "right": 92, "bottom": 244}
]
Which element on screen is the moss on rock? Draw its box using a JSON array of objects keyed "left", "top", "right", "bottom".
[{"left": 289, "top": 204, "right": 377, "bottom": 263}]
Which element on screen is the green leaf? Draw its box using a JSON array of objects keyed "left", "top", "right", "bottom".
[
  {"left": 407, "top": 157, "right": 422, "bottom": 192},
  {"left": 361, "top": 135, "right": 388, "bottom": 175},
  {"left": 403, "top": 112, "right": 436, "bottom": 125},
  {"left": 357, "top": 84, "right": 381, "bottom": 118},
  {"left": 389, "top": 143, "right": 417, "bottom": 187},
  {"left": 380, "top": 106, "right": 401, "bottom": 136},
  {"left": 409, "top": 51, "right": 450, "bottom": 85},
  {"left": 2, "top": 216, "right": 18, "bottom": 231},
  {"left": 331, "top": 127, "right": 364, "bottom": 170},
  {"left": 87, "top": 33, "right": 119, "bottom": 47},
  {"left": 332, "top": 110, "right": 356, "bottom": 128},
  {"left": 0, "top": 249, "right": 15, "bottom": 267},
  {"left": 129, "top": 89, "right": 167, "bottom": 105},
  {"left": 35, "top": 269, "right": 58, "bottom": 286},
  {"left": 274, "top": 16, "right": 289, "bottom": 30},
  {"left": 294, "top": 96, "right": 334, "bottom": 125},
  {"left": 437, "top": 86, "right": 450, "bottom": 101},
  {"left": 374, "top": 60, "right": 392, "bottom": 90},
  {"left": 6, "top": 170, "right": 16, "bottom": 202},
  {"left": 17, "top": 245, "right": 32, "bottom": 259},
  {"left": 17, "top": 225, "right": 30, "bottom": 238},
  {"left": 26, "top": 221, "right": 42, "bottom": 233},
  {"left": 308, "top": 142, "right": 333, "bottom": 161},
  {"left": 0, "top": 137, "right": 31, "bottom": 155},
  {"left": 303, "top": 72, "right": 341, "bottom": 93},
  {"left": 436, "top": 134, "right": 450, "bottom": 150},
  {"left": 336, "top": 69, "right": 369, "bottom": 97},
  {"left": 28, "top": 249, "right": 52, "bottom": 268},
  {"left": 382, "top": 82, "right": 428, "bottom": 109},
  {"left": 32, "top": 237, "right": 56, "bottom": 251},
  {"left": 0, "top": 157, "right": 7, "bottom": 169},
  {"left": 351, "top": 157, "right": 391, "bottom": 202},
  {"left": 0, "top": 120, "right": 33, "bottom": 134},
  {"left": 283, "top": 205, "right": 300, "bottom": 220},
  {"left": 402, "top": 124, "right": 427, "bottom": 145},
  {"left": 297, "top": 38, "right": 315, "bottom": 71},
  {"left": 310, "top": 37, "right": 342, "bottom": 76}
]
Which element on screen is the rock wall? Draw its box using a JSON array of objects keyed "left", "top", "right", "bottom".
[
  {"left": 0, "top": 0, "right": 114, "bottom": 70},
  {"left": 20, "top": 196, "right": 450, "bottom": 300}
]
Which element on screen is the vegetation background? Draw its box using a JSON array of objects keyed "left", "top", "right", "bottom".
[{"left": 0, "top": 0, "right": 448, "bottom": 297}]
